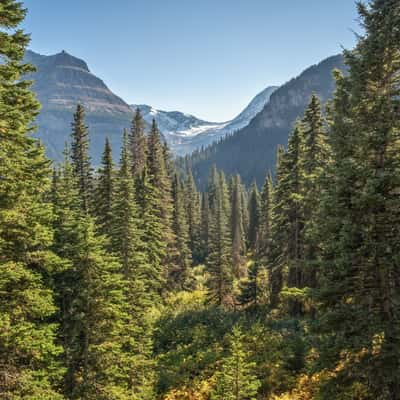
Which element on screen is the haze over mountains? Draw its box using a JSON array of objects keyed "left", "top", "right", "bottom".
[{"left": 26, "top": 49, "right": 345, "bottom": 179}]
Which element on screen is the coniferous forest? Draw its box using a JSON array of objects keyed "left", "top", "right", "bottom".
[{"left": 1, "top": 1, "right": 400, "bottom": 399}]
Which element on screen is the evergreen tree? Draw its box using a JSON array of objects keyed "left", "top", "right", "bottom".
[
  {"left": 146, "top": 119, "right": 177, "bottom": 284},
  {"left": 94, "top": 137, "right": 114, "bottom": 238},
  {"left": 111, "top": 131, "right": 155, "bottom": 398},
  {"left": 247, "top": 182, "right": 261, "bottom": 250},
  {"left": 230, "top": 174, "right": 246, "bottom": 278},
  {"left": 0, "top": 2, "right": 63, "bottom": 397},
  {"left": 316, "top": 1, "right": 400, "bottom": 397},
  {"left": 299, "top": 94, "right": 329, "bottom": 312},
  {"left": 53, "top": 155, "right": 137, "bottom": 399},
  {"left": 70, "top": 104, "right": 92, "bottom": 213},
  {"left": 170, "top": 173, "right": 192, "bottom": 288},
  {"left": 238, "top": 262, "right": 268, "bottom": 309},
  {"left": 212, "top": 326, "right": 260, "bottom": 400},
  {"left": 199, "top": 191, "right": 210, "bottom": 262},
  {"left": 129, "top": 107, "right": 147, "bottom": 178},
  {"left": 185, "top": 170, "right": 202, "bottom": 264},
  {"left": 137, "top": 167, "right": 167, "bottom": 298},
  {"left": 206, "top": 170, "right": 233, "bottom": 306},
  {"left": 268, "top": 128, "right": 304, "bottom": 313},
  {"left": 258, "top": 172, "right": 274, "bottom": 258}
]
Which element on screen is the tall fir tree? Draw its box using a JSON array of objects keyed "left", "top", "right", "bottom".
[
  {"left": 185, "top": 170, "right": 202, "bottom": 264},
  {"left": 170, "top": 173, "right": 192, "bottom": 288},
  {"left": 94, "top": 137, "right": 114, "bottom": 238},
  {"left": 247, "top": 181, "right": 261, "bottom": 251},
  {"left": 230, "top": 174, "right": 246, "bottom": 278},
  {"left": 111, "top": 131, "right": 155, "bottom": 398},
  {"left": 258, "top": 172, "right": 274, "bottom": 259},
  {"left": 299, "top": 94, "right": 329, "bottom": 304},
  {"left": 129, "top": 107, "right": 147, "bottom": 178},
  {"left": 206, "top": 170, "right": 233, "bottom": 306},
  {"left": 0, "top": 1, "right": 63, "bottom": 397},
  {"left": 53, "top": 153, "right": 138, "bottom": 399},
  {"left": 70, "top": 104, "right": 92, "bottom": 214},
  {"left": 146, "top": 119, "right": 177, "bottom": 284},
  {"left": 316, "top": 1, "right": 400, "bottom": 397}
]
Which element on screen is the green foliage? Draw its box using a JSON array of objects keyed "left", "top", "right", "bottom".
[
  {"left": 0, "top": 1, "right": 64, "bottom": 397},
  {"left": 212, "top": 326, "right": 260, "bottom": 400}
]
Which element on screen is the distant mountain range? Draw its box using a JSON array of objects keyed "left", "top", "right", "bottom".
[
  {"left": 25, "top": 50, "right": 346, "bottom": 183},
  {"left": 24, "top": 50, "right": 276, "bottom": 162},
  {"left": 131, "top": 86, "right": 277, "bottom": 155},
  {"left": 24, "top": 50, "right": 133, "bottom": 163},
  {"left": 179, "top": 54, "right": 346, "bottom": 187}
]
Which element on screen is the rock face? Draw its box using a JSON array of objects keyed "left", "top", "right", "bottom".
[
  {"left": 25, "top": 50, "right": 133, "bottom": 163},
  {"left": 183, "top": 55, "right": 347, "bottom": 187},
  {"left": 132, "top": 86, "right": 277, "bottom": 156},
  {"left": 25, "top": 49, "right": 276, "bottom": 162}
]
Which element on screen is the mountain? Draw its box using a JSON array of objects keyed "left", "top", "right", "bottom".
[
  {"left": 180, "top": 54, "right": 346, "bottom": 188},
  {"left": 131, "top": 86, "right": 277, "bottom": 156},
  {"left": 24, "top": 50, "right": 134, "bottom": 163}
]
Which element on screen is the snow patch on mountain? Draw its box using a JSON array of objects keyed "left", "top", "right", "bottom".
[{"left": 131, "top": 85, "right": 277, "bottom": 155}]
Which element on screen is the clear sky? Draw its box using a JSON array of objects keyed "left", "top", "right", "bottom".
[{"left": 22, "top": 0, "right": 360, "bottom": 122}]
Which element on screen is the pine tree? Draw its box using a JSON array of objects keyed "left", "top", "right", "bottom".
[
  {"left": 230, "top": 174, "right": 246, "bottom": 278},
  {"left": 170, "top": 173, "right": 192, "bottom": 288},
  {"left": 212, "top": 326, "right": 260, "bottom": 400},
  {"left": 70, "top": 104, "right": 92, "bottom": 213},
  {"left": 0, "top": 2, "right": 63, "bottom": 397},
  {"left": 268, "top": 125, "right": 304, "bottom": 314},
  {"left": 206, "top": 170, "right": 233, "bottom": 306},
  {"left": 129, "top": 107, "right": 147, "bottom": 178},
  {"left": 199, "top": 191, "right": 210, "bottom": 262},
  {"left": 94, "top": 137, "right": 114, "bottom": 238},
  {"left": 137, "top": 167, "right": 167, "bottom": 298},
  {"left": 185, "top": 170, "right": 202, "bottom": 264},
  {"left": 297, "top": 95, "right": 329, "bottom": 317},
  {"left": 247, "top": 181, "right": 261, "bottom": 251},
  {"left": 111, "top": 131, "right": 155, "bottom": 398},
  {"left": 146, "top": 119, "right": 177, "bottom": 283},
  {"left": 258, "top": 172, "right": 274, "bottom": 258},
  {"left": 238, "top": 261, "right": 268, "bottom": 309},
  {"left": 316, "top": 1, "right": 400, "bottom": 397},
  {"left": 53, "top": 154, "right": 138, "bottom": 399}
]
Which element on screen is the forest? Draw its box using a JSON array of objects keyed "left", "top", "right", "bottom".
[{"left": 0, "top": 0, "right": 400, "bottom": 399}]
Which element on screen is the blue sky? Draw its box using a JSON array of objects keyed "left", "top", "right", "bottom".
[{"left": 22, "top": 0, "right": 360, "bottom": 121}]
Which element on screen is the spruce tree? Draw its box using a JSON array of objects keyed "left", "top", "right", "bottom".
[
  {"left": 146, "top": 119, "right": 177, "bottom": 284},
  {"left": 129, "top": 107, "right": 147, "bottom": 178},
  {"left": 94, "top": 137, "right": 114, "bottom": 238},
  {"left": 170, "top": 173, "right": 192, "bottom": 288},
  {"left": 247, "top": 181, "right": 261, "bottom": 251},
  {"left": 53, "top": 154, "right": 137, "bottom": 399},
  {"left": 316, "top": 1, "right": 400, "bottom": 397},
  {"left": 258, "top": 172, "right": 274, "bottom": 258},
  {"left": 212, "top": 326, "right": 260, "bottom": 400},
  {"left": 230, "top": 174, "right": 246, "bottom": 278},
  {"left": 185, "top": 170, "right": 202, "bottom": 264},
  {"left": 268, "top": 127, "right": 304, "bottom": 313},
  {"left": 199, "top": 191, "right": 210, "bottom": 263},
  {"left": 206, "top": 170, "right": 233, "bottom": 306},
  {"left": 111, "top": 131, "right": 155, "bottom": 398},
  {"left": 0, "top": 2, "right": 63, "bottom": 397},
  {"left": 70, "top": 104, "right": 92, "bottom": 213}
]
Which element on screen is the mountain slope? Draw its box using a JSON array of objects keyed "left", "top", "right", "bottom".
[
  {"left": 131, "top": 86, "right": 277, "bottom": 155},
  {"left": 25, "top": 50, "right": 134, "bottom": 163},
  {"left": 181, "top": 55, "right": 346, "bottom": 187}
]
